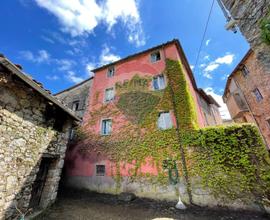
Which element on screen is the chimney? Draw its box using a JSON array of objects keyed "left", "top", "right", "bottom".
[{"left": 15, "top": 64, "right": 23, "bottom": 70}]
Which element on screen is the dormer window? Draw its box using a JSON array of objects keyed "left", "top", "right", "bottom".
[
  {"left": 107, "top": 66, "right": 115, "bottom": 77},
  {"left": 150, "top": 51, "right": 161, "bottom": 63}
]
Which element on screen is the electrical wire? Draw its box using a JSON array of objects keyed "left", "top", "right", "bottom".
[{"left": 193, "top": 0, "right": 215, "bottom": 73}]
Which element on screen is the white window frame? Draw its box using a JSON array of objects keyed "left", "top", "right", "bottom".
[
  {"left": 107, "top": 66, "right": 115, "bottom": 78},
  {"left": 100, "top": 118, "right": 112, "bottom": 135},
  {"left": 150, "top": 51, "right": 161, "bottom": 63},
  {"left": 157, "top": 111, "right": 173, "bottom": 130},
  {"left": 152, "top": 74, "right": 166, "bottom": 91},
  {"left": 104, "top": 87, "right": 115, "bottom": 103}
]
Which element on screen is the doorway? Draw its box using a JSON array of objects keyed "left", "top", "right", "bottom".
[{"left": 29, "top": 157, "right": 52, "bottom": 209}]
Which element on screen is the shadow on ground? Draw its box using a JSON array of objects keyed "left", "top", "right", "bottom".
[{"left": 34, "top": 188, "right": 269, "bottom": 220}]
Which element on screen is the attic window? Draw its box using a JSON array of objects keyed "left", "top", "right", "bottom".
[
  {"left": 241, "top": 65, "right": 249, "bottom": 77},
  {"left": 72, "top": 101, "right": 80, "bottom": 111},
  {"left": 107, "top": 66, "right": 115, "bottom": 77},
  {"left": 150, "top": 51, "right": 161, "bottom": 62}
]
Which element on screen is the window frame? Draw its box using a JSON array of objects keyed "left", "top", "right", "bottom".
[
  {"left": 72, "top": 100, "right": 80, "bottom": 111},
  {"left": 96, "top": 164, "right": 106, "bottom": 176},
  {"left": 152, "top": 74, "right": 166, "bottom": 91},
  {"left": 266, "top": 118, "right": 270, "bottom": 129},
  {"left": 107, "top": 66, "right": 115, "bottom": 78},
  {"left": 241, "top": 65, "right": 249, "bottom": 78},
  {"left": 100, "top": 118, "right": 112, "bottom": 135},
  {"left": 150, "top": 51, "right": 161, "bottom": 63},
  {"left": 253, "top": 88, "right": 263, "bottom": 102},
  {"left": 104, "top": 87, "right": 115, "bottom": 103},
  {"left": 157, "top": 111, "right": 173, "bottom": 130}
]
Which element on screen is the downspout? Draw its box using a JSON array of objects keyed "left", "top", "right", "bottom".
[
  {"left": 162, "top": 45, "right": 193, "bottom": 206},
  {"left": 233, "top": 78, "right": 268, "bottom": 149}
]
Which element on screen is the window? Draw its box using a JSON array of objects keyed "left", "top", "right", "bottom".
[
  {"left": 96, "top": 165, "right": 105, "bottom": 176},
  {"left": 72, "top": 101, "right": 80, "bottom": 111},
  {"left": 150, "top": 51, "right": 161, "bottom": 63},
  {"left": 101, "top": 119, "right": 112, "bottom": 135},
  {"left": 107, "top": 66, "right": 115, "bottom": 77},
  {"left": 68, "top": 128, "right": 75, "bottom": 140},
  {"left": 153, "top": 74, "right": 166, "bottom": 90},
  {"left": 241, "top": 65, "right": 249, "bottom": 77},
  {"left": 266, "top": 119, "right": 270, "bottom": 129},
  {"left": 158, "top": 112, "right": 173, "bottom": 130},
  {"left": 104, "top": 88, "right": 114, "bottom": 102},
  {"left": 253, "top": 88, "right": 263, "bottom": 102}
]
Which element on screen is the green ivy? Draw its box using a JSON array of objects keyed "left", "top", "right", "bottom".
[
  {"left": 260, "top": 10, "right": 270, "bottom": 45},
  {"left": 78, "top": 59, "right": 270, "bottom": 205}
]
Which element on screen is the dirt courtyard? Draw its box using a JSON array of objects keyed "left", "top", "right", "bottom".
[{"left": 34, "top": 189, "right": 268, "bottom": 220}]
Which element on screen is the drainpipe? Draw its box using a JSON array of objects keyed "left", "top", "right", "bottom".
[{"left": 233, "top": 78, "right": 268, "bottom": 149}]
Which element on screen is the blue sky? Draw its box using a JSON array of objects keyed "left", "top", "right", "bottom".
[{"left": 0, "top": 0, "right": 249, "bottom": 119}]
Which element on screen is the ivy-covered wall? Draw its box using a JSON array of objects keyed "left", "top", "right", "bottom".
[{"left": 64, "top": 43, "right": 270, "bottom": 210}]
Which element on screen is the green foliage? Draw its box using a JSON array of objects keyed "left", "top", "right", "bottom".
[
  {"left": 165, "top": 59, "right": 198, "bottom": 130},
  {"left": 116, "top": 91, "right": 160, "bottom": 124},
  {"left": 80, "top": 58, "right": 270, "bottom": 203},
  {"left": 182, "top": 124, "right": 270, "bottom": 202},
  {"left": 260, "top": 12, "right": 270, "bottom": 45}
]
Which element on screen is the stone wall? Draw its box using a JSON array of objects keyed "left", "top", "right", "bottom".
[
  {"left": 0, "top": 71, "right": 72, "bottom": 219},
  {"left": 55, "top": 78, "right": 92, "bottom": 119},
  {"left": 221, "top": 0, "right": 270, "bottom": 71}
]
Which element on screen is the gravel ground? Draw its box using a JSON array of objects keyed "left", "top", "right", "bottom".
[{"left": 34, "top": 189, "right": 269, "bottom": 220}]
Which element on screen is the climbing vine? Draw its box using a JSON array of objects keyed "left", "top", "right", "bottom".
[
  {"left": 76, "top": 58, "right": 270, "bottom": 204},
  {"left": 260, "top": 10, "right": 270, "bottom": 45}
]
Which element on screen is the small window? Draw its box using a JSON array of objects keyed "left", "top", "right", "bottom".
[
  {"left": 96, "top": 165, "right": 105, "bottom": 176},
  {"left": 153, "top": 74, "right": 166, "bottom": 90},
  {"left": 150, "top": 51, "right": 161, "bottom": 63},
  {"left": 107, "top": 66, "right": 115, "bottom": 77},
  {"left": 253, "top": 88, "right": 263, "bottom": 102},
  {"left": 104, "top": 88, "right": 114, "bottom": 102},
  {"left": 72, "top": 101, "right": 80, "bottom": 111},
  {"left": 101, "top": 119, "right": 112, "bottom": 135},
  {"left": 241, "top": 65, "right": 249, "bottom": 77},
  {"left": 158, "top": 112, "right": 173, "bottom": 130},
  {"left": 68, "top": 128, "right": 75, "bottom": 140},
  {"left": 266, "top": 119, "right": 270, "bottom": 129}
]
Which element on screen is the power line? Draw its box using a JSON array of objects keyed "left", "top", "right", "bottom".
[{"left": 193, "top": 0, "right": 215, "bottom": 73}]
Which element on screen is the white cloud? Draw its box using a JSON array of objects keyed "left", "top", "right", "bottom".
[
  {"left": 66, "top": 71, "right": 84, "bottom": 83},
  {"left": 34, "top": 0, "right": 145, "bottom": 46},
  {"left": 215, "top": 54, "right": 234, "bottom": 65},
  {"left": 46, "top": 75, "right": 59, "bottom": 80},
  {"left": 204, "top": 63, "right": 219, "bottom": 73},
  {"left": 190, "top": 65, "right": 194, "bottom": 70},
  {"left": 99, "top": 45, "right": 120, "bottom": 65},
  {"left": 55, "top": 59, "right": 76, "bottom": 71},
  {"left": 205, "top": 39, "right": 211, "bottom": 46},
  {"left": 204, "top": 87, "right": 231, "bottom": 120},
  {"left": 202, "top": 53, "right": 235, "bottom": 79},
  {"left": 19, "top": 50, "right": 51, "bottom": 63},
  {"left": 85, "top": 62, "right": 96, "bottom": 77}
]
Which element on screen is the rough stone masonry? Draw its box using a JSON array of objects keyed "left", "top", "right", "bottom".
[
  {"left": 0, "top": 60, "right": 77, "bottom": 219},
  {"left": 221, "top": 0, "right": 270, "bottom": 72}
]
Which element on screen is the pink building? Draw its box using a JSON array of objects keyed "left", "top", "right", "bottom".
[{"left": 58, "top": 39, "right": 222, "bottom": 200}]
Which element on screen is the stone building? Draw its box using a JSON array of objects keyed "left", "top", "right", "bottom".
[
  {"left": 55, "top": 78, "right": 93, "bottom": 119},
  {"left": 220, "top": 0, "right": 270, "bottom": 72},
  {"left": 223, "top": 49, "right": 270, "bottom": 148},
  {"left": 0, "top": 55, "right": 79, "bottom": 219}
]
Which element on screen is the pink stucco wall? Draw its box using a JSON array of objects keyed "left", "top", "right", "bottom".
[{"left": 65, "top": 42, "right": 205, "bottom": 179}]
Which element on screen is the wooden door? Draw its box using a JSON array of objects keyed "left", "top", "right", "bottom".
[{"left": 29, "top": 157, "right": 51, "bottom": 209}]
